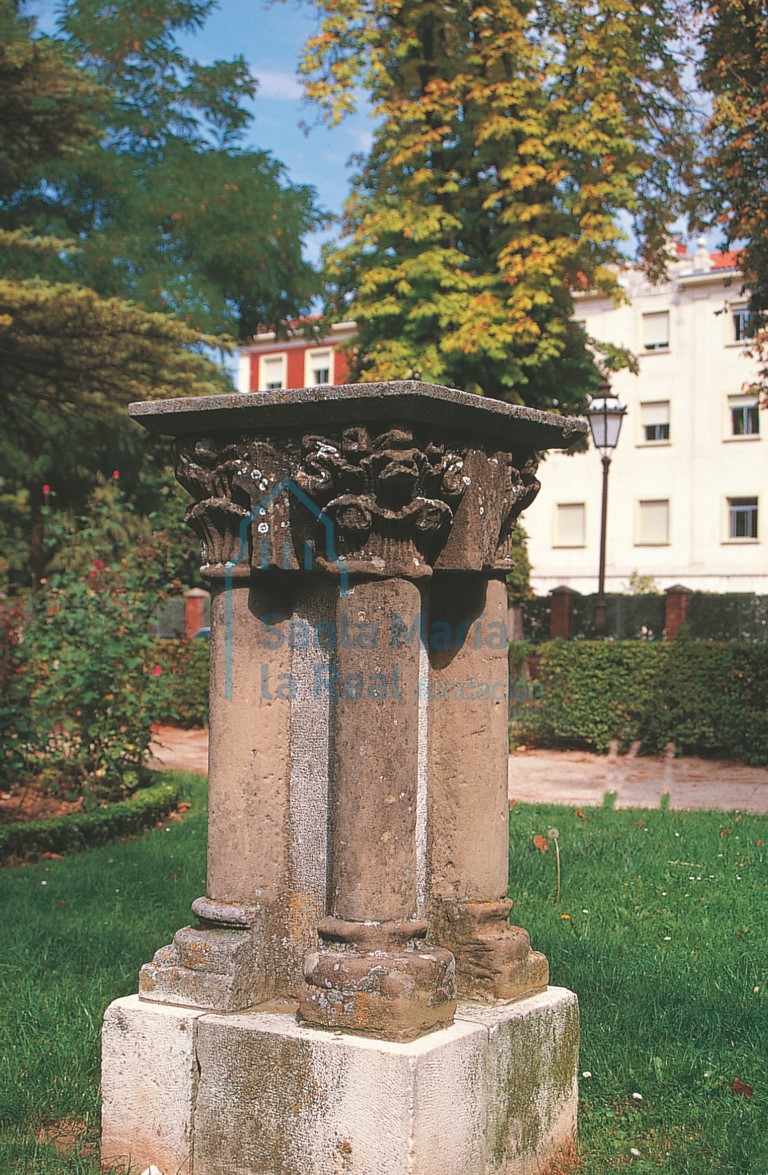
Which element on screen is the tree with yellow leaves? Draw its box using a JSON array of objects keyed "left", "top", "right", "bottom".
[
  {"left": 299, "top": 0, "right": 698, "bottom": 411},
  {"left": 698, "top": 0, "right": 768, "bottom": 395}
]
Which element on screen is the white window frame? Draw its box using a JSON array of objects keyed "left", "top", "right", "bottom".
[
  {"left": 304, "top": 347, "right": 334, "bottom": 387},
  {"left": 641, "top": 310, "right": 670, "bottom": 353},
  {"left": 731, "top": 306, "right": 756, "bottom": 344},
  {"left": 725, "top": 496, "right": 759, "bottom": 542},
  {"left": 258, "top": 352, "right": 287, "bottom": 392},
  {"left": 635, "top": 499, "right": 670, "bottom": 546},
  {"left": 553, "top": 502, "right": 586, "bottom": 548},
  {"left": 638, "top": 400, "right": 671, "bottom": 446},
  {"left": 727, "top": 394, "right": 760, "bottom": 439}
]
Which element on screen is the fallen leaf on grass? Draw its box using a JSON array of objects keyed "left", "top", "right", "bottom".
[
  {"left": 732, "top": 1078, "right": 753, "bottom": 1100},
  {"left": 40, "top": 852, "right": 63, "bottom": 860},
  {"left": 720, "top": 829, "right": 731, "bottom": 838},
  {"left": 533, "top": 834, "right": 549, "bottom": 852}
]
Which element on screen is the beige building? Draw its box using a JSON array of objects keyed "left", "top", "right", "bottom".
[{"left": 525, "top": 241, "right": 767, "bottom": 594}]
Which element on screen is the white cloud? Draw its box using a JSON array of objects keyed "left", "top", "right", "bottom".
[{"left": 252, "top": 69, "right": 303, "bottom": 102}]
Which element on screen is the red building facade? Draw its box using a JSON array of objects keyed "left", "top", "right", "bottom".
[{"left": 237, "top": 320, "right": 357, "bottom": 393}]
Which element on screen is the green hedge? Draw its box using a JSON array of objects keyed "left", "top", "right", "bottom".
[
  {"left": 0, "top": 778, "right": 183, "bottom": 864},
  {"left": 511, "top": 640, "right": 768, "bottom": 764}
]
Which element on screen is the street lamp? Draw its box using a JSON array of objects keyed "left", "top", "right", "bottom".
[{"left": 586, "top": 380, "right": 627, "bottom": 637}]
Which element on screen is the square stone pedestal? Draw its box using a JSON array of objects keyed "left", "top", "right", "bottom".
[{"left": 101, "top": 988, "right": 578, "bottom": 1175}]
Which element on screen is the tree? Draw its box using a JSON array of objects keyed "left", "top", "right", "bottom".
[
  {"left": 0, "top": 0, "right": 323, "bottom": 587},
  {"left": 299, "top": 0, "right": 697, "bottom": 412},
  {"left": 10, "top": 0, "right": 324, "bottom": 339},
  {"left": 697, "top": 0, "right": 768, "bottom": 391},
  {"left": 0, "top": 0, "right": 97, "bottom": 190}
]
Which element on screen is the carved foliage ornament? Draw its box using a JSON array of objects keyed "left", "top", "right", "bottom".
[
  {"left": 174, "top": 427, "right": 539, "bottom": 578},
  {"left": 295, "top": 426, "right": 467, "bottom": 573}
]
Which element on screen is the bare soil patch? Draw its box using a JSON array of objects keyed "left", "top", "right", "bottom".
[{"left": 0, "top": 783, "right": 84, "bottom": 825}]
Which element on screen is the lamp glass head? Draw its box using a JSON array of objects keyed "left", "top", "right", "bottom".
[{"left": 587, "top": 385, "right": 626, "bottom": 452}]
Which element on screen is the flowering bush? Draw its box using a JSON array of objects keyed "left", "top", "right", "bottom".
[{"left": 1, "top": 484, "right": 183, "bottom": 800}]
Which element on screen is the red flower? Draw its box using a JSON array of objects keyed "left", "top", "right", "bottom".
[
  {"left": 112, "top": 470, "right": 120, "bottom": 479},
  {"left": 151, "top": 665, "right": 162, "bottom": 677},
  {"left": 92, "top": 559, "right": 106, "bottom": 570},
  {"left": 42, "top": 484, "right": 51, "bottom": 495}
]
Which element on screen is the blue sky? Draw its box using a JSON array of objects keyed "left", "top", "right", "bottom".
[{"left": 28, "top": 0, "right": 373, "bottom": 257}]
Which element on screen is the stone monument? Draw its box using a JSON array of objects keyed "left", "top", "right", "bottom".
[{"left": 102, "top": 381, "right": 584, "bottom": 1175}]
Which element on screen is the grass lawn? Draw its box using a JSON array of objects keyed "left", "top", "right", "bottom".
[
  {"left": 0, "top": 772, "right": 208, "bottom": 1174},
  {"left": 1, "top": 777, "right": 765, "bottom": 1173},
  {"left": 510, "top": 800, "right": 766, "bottom": 1174}
]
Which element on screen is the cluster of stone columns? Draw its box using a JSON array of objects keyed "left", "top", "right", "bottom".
[{"left": 133, "top": 382, "right": 583, "bottom": 1043}]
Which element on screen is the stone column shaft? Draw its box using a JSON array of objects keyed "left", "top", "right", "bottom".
[
  {"left": 428, "top": 576, "right": 547, "bottom": 1000},
  {"left": 330, "top": 578, "right": 420, "bottom": 924},
  {"left": 140, "top": 580, "right": 295, "bottom": 1010},
  {"left": 299, "top": 577, "right": 457, "bottom": 1042}
]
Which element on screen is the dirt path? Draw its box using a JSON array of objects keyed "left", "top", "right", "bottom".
[
  {"left": 508, "top": 746, "right": 768, "bottom": 814},
  {"left": 150, "top": 727, "right": 768, "bottom": 815}
]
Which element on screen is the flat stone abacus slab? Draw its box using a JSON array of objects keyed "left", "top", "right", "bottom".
[{"left": 100, "top": 988, "right": 578, "bottom": 1175}]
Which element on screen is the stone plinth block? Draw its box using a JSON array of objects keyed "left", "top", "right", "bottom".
[
  {"left": 101, "top": 988, "right": 578, "bottom": 1175},
  {"left": 101, "top": 996, "right": 204, "bottom": 1175}
]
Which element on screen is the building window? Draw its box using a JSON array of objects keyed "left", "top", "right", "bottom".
[
  {"left": 729, "top": 395, "right": 760, "bottom": 437},
  {"left": 259, "top": 353, "right": 286, "bottom": 392},
  {"left": 642, "top": 311, "right": 670, "bottom": 352},
  {"left": 636, "top": 500, "right": 669, "bottom": 545},
  {"left": 728, "top": 497, "right": 758, "bottom": 540},
  {"left": 640, "top": 401, "right": 670, "bottom": 443},
  {"left": 554, "top": 503, "right": 586, "bottom": 547},
  {"left": 732, "top": 307, "right": 757, "bottom": 343},
  {"left": 305, "top": 348, "right": 334, "bottom": 387}
]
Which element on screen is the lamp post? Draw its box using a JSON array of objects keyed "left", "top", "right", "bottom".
[{"left": 586, "top": 380, "right": 626, "bottom": 637}]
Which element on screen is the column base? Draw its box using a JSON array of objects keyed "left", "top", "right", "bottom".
[
  {"left": 298, "top": 916, "right": 457, "bottom": 1042},
  {"left": 430, "top": 899, "right": 549, "bottom": 1002},
  {"left": 298, "top": 945, "right": 457, "bottom": 1043},
  {"left": 101, "top": 988, "right": 579, "bottom": 1175},
  {"left": 139, "top": 898, "right": 269, "bottom": 1012}
]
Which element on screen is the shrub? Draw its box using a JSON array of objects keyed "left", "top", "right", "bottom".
[
  {"left": 0, "top": 778, "right": 183, "bottom": 864},
  {"left": 1, "top": 484, "right": 185, "bottom": 799},
  {"left": 511, "top": 639, "right": 768, "bottom": 764},
  {"left": 154, "top": 637, "right": 209, "bottom": 728}
]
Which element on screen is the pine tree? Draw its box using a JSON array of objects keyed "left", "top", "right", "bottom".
[{"left": 0, "top": 1, "right": 323, "bottom": 585}]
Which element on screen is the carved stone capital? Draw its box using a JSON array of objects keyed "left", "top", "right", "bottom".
[
  {"left": 295, "top": 426, "right": 467, "bottom": 576},
  {"left": 174, "top": 428, "right": 540, "bottom": 580}
]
